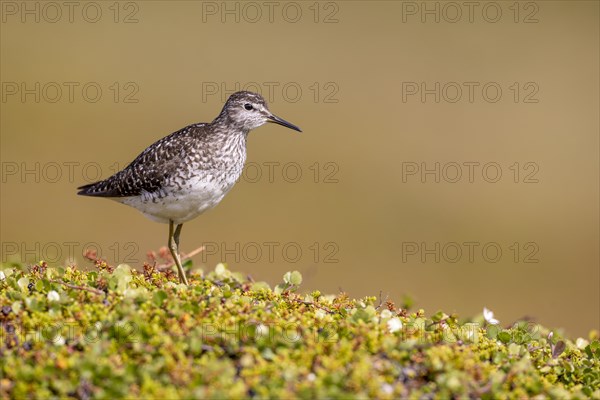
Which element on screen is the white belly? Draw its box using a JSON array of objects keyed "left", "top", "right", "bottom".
[{"left": 118, "top": 173, "right": 239, "bottom": 225}]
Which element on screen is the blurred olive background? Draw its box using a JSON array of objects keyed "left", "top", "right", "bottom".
[{"left": 1, "top": 1, "right": 598, "bottom": 337}]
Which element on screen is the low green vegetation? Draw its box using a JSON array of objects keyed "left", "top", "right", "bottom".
[{"left": 1, "top": 260, "right": 598, "bottom": 399}]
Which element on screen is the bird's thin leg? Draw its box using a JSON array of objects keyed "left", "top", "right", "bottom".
[
  {"left": 174, "top": 223, "right": 189, "bottom": 285},
  {"left": 168, "top": 220, "right": 189, "bottom": 285}
]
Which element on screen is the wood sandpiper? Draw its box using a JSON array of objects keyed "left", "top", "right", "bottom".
[{"left": 78, "top": 91, "right": 301, "bottom": 285}]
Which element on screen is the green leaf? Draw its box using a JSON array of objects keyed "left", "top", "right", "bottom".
[
  {"left": 585, "top": 341, "right": 600, "bottom": 359},
  {"left": 214, "top": 263, "right": 229, "bottom": 279},
  {"left": 222, "top": 284, "right": 232, "bottom": 298},
  {"left": 153, "top": 290, "right": 168, "bottom": 307},
  {"left": 289, "top": 271, "right": 302, "bottom": 285},
  {"left": 17, "top": 277, "right": 29, "bottom": 292},
  {"left": 351, "top": 305, "right": 377, "bottom": 323},
  {"left": 250, "top": 281, "right": 271, "bottom": 291},
  {"left": 508, "top": 343, "right": 522, "bottom": 356},
  {"left": 283, "top": 272, "right": 292, "bottom": 284},
  {"left": 498, "top": 331, "right": 512, "bottom": 344},
  {"left": 274, "top": 284, "right": 286, "bottom": 295},
  {"left": 431, "top": 310, "right": 448, "bottom": 323},
  {"left": 108, "top": 276, "right": 119, "bottom": 291}
]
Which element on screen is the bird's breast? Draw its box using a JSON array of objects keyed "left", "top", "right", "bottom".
[{"left": 118, "top": 133, "right": 248, "bottom": 224}]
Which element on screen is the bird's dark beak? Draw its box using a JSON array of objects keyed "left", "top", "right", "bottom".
[{"left": 267, "top": 114, "right": 302, "bottom": 132}]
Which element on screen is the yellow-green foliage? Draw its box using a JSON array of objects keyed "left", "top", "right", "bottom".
[{"left": 1, "top": 261, "right": 599, "bottom": 399}]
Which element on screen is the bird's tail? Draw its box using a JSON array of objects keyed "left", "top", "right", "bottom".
[{"left": 77, "top": 180, "right": 115, "bottom": 197}]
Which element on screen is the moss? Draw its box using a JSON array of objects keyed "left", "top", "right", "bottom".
[{"left": 1, "top": 261, "right": 598, "bottom": 399}]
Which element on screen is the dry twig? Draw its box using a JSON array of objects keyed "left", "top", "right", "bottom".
[{"left": 49, "top": 279, "right": 105, "bottom": 296}]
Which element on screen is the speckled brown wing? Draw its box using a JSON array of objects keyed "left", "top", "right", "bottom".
[{"left": 77, "top": 124, "right": 207, "bottom": 198}]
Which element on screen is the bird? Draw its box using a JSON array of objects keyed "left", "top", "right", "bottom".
[{"left": 77, "top": 91, "right": 301, "bottom": 285}]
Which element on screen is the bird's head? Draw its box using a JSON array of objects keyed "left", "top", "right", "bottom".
[{"left": 218, "top": 91, "right": 302, "bottom": 133}]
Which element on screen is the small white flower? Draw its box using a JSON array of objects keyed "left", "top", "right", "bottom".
[
  {"left": 53, "top": 334, "right": 66, "bottom": 346},
  {"left": 315, "top": 309, "right": 326, "bottom": 319},
  {"left": 381, "top": 383, "right": 394, "bottom": 395},
  {"left": 47, "top": 290, "right": 60, "bottom": 302},
  {"left": 576, "top": 338, "right": 589, "bottom": 349},
  {"left": 387, "top": 317, "right": 403, "bottom": 333},
  {"left": 255, "top": 324, "right": 269, "bottom": 340},
  {"left": 0, "top": 270, "right": 5, "bottom": 281},
  {"left": 307, "top": 373, "right": 316, "bottom": 382},
  {"left": 483, "top": 307, "right": 499, "bottom": 325},
  {"left": 380, "top": 309, "right": 393, "bottom": 319}
]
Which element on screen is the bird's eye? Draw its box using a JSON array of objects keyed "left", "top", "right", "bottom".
[{"left": 244, "top": 103, "right": 253, "bottom": 111}]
